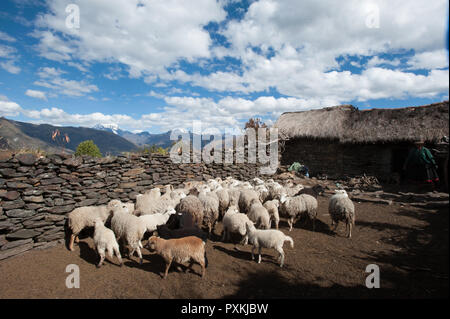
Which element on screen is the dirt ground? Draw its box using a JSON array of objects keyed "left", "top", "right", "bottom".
[{"left": 0, "top": 192, "right": 448, "bottom": 299}]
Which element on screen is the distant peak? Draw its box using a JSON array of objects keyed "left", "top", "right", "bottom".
[{"left": 93, "top": 123, "right": 119, "bottom": 134}]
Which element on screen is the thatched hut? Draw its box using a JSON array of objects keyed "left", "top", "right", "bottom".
[{"left": 274, "top": 101, "right": 449, "bottom": 184}]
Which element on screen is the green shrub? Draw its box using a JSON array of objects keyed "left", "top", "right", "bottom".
[{"left": 75, "top": 140, "right": 102, "bottom": 157}]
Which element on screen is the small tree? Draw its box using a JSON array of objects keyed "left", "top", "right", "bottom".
[{"left": 75, "top": 140, "right": 102, "bottom": 157}]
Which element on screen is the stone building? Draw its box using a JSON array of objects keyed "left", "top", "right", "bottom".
[{"left": 274, "top": 101, "right": 449, "bottom": 184}]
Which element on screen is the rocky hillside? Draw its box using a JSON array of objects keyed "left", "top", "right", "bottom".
[{"left": 0, "top": 118, "right": 137, "bottom": 155}]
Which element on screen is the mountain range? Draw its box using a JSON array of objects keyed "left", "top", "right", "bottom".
[{"left": 0, "top": 118, "right": 229, "bottom": 155}]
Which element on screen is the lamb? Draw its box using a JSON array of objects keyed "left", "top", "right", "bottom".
[
  {"left": 247, "top": 199, "right": 271, "bottom": 229},
  {"left": 136, "top": 190, "right": 185, "bottom": 216},
  {"left": 176, "top": 195, "right": 204, "bottom": 228},
  {"left": 221, "top": 206, "right": 252, "bottom": 245},
  {"left": 238, "top": 189, "right": 260, "bottom": 214},
  {"left": 138, "top": 208, "right": 176, "bottom": 234},
  {"left": 198, "top": 191, "right": 220, "bottom": 235},
  {"left": 295, "top": 184, "right": 325, "bottom": 198},
  {"left": 215, "top": 187, "right": 230, "bottom": 219},
  {"left": 279, "top": 193, "right": 318, "bottom": 231},
  {"left": 156, "top": 224, "right": 208, "bottom": 242},
  {"left": 263, "top": 199, "right": 280, "bottom": 229},
  {"left": 227, "top": 188, "right": 241, "bottom": 207},
  {"left": 110, "top": 203, "right": 147, "bottom": 264},
  {"left": 146, "top": 235, "right": 207, "bottom": 279},
  {"left": 67, "top": 199, "right": 124, "bottom": 251},
  {"left": 245, "top": 222, "right": 294, "bottom": 267},
  {"left": 328, "top": 190, "right": 355, "bottom": 238},
  {"left": 93, "top": 219, "right": 123, "bottom": 268},
  {"left": 265, "top": 180, "right": 285, "bottom": 200},
  {"left": 254, "top": 184, "right": 270, "bottom": 203}
]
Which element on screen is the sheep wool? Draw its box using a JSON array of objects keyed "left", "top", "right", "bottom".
[
  {"left": 328, "top": 190, "right": 355, "bottom": 238},
  {"left": 93, "top": 219, "right": 123, "bottom": 268},
  {"left": 245, "top": 223, "right": 294, "bottom": 267},
  {"left": 146, "top": 235, "right": 207, "bottom": 279}
]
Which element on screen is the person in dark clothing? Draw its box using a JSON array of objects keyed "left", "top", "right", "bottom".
[{"left": 403, "top": 140, "right": 439, "bottom": 187}]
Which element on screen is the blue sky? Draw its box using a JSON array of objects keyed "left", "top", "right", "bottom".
[{"left": 0, "top": 0, "right": 448, "bottom": 133}]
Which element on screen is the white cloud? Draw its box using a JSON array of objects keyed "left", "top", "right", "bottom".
[
  {"left": 34, "top": 0, "right": 226, "bottom": 78},
  {"left": 0, "top": 60, "right": 21, "bottom": 74},
  {"left": 25, "top": 89, "right": 47, "bottom": 100},
  {"left": 0, "top": 31, "right": 16, "bottom": 42},
  {"left": 34, "top": 67, "right": 98, "bottom": 97},
  {"left": 407, "top": 49, "right": 449, "bottom": 70},
  {"left": 0, "top": 97, "right": 22, "bottom": 116}
]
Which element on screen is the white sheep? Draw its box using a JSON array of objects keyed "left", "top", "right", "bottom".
[
  {"left": 263, "top": 199, "right": 280, "bottom": 229},
  {"left": 215, "top": 187, "right": 230, "bottom": 218},
  {"left": 279, "top": 193, "right": 318, "bottom": 231},
  {"left": 329, "top": 190, "right": 355, "bottom": 238},
  {"left": 221, "top": 206, "right": 252, "bottom": 245},
  {"left": 67, "top": 199, "right": 124, "bottom": 251},
  {"left": 247, "top": 199, "right": 271, "bottom": 229},
  {"left": 245, "top": 222, "right": 294, "bottom": 267},
  {"left": 93, "top": 219, "right": 123, "bottom": 268},
  {"left": 254, "top": 184, "right": 270, "bottom": 203},
  {"left": 238, "top": 189, "right": 259, "bottom": 214},
  {"left": 136, "top": 190, "right": 185, "bottom": 216},
  {"left": 176, "top": 195, "right": 204, "bottom": 228},
  {"left": 138, "top": 208, "right": 176, "bottom": 234},
  {"left": 111, "top": 203, "right": 147, "bottom": 264},
  {"left": 265, "top": 180, "right": 285, "bottom": 200},
  {"left": 198, "top": 191, "right": 220, "bottom": 235}
]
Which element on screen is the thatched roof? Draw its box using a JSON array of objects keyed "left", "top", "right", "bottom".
[{"left": 274, "top": 101, "right": 449, "bottom": 144}]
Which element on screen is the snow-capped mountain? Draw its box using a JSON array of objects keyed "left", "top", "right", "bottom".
[{"left": 93, "top": 123, "right": 120, "bottom": 135}]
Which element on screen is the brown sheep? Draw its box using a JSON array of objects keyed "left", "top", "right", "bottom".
[{"left": 146, "top": 236, "right": 207, "bottom": 279}]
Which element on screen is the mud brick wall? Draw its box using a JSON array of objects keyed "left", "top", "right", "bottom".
[
  {"left": 280, "top": 139, "right": 394, "bottom": 180},
  {"left": 0, "top": 152, "right": 263, "bottom": 260}
]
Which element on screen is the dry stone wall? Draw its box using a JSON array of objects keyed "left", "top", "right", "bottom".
[{"left": 0, "top": 152, "right": 262, "bottom": 260}]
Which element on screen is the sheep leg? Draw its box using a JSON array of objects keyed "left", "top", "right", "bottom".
[
  {"left": 97, "top": 248, "right": 105, "bottom": 268},
  {"left": 113, "top": 246, "right": 123, "bottom": 267},
  {"left": 332, "top": 220, "right": 339, "bottom": 232},
  {"left": 221, "top": 227, "right": 226, "bottom": 242},
  {"left": 257, "top": 247, "right": 262, "bottom": 264},
  {"left": 287, "top": 218, "right": 293, "bottom": 231},
  {"left": 200, "top": 260, "right": 206, "bottom": 278},
  {"left": 275, "top": 247, "right": 285, "bottom": 268},
  {"left": 251, "top": 246, "right": 255, "bottom": 260},
  {"left": 136, "top": 246, "right": 143, "bottom": 265},
  {"left": 163, "top": 258, "right": 173, "bottom": 279},
  {"left": 74, "top": 236, "right": 80, "bottom": 243},
  {"left": 68, "top": 233, "right": 77, "bottom": 251},
  {"left": 347, "top": 222, "right": 352, "bottom": 238}
]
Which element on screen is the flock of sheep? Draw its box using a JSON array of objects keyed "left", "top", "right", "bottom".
[{"left": 66, "top": 177, "right": 356, "bottom": 279}]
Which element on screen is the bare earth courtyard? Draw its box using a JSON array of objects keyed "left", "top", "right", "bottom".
[{"left": 0, "top": 194, "right": 448, "bottom": 299}]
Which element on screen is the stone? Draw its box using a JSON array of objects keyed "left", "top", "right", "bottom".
[
  {"left": 15, "top": 153, "right": 37, "bottom": 166},
  {"left": 23, "top": 195, "right": 44, "bottom": 203},
  {"left": 6, "top": 229, "right": 41, "bottom": 240},
  {"left": 33, "top": 240, "right": 59, "bottom": 250},
  {"left": 96, "top": 171, "right": 107, "bottom": 179},
  {"left": 23, "top": 219, "right": 54, "bottom": 229},
  {"left": 91, "top": 182, "right": 105, "bottom": 188},
  {"left": 120, "top": 182, "right": 137, "bottom": 188},
  {"left": 0, "top": 235, "right": 6, "bottom": 246},
  {"left": 0, "top": 168, "right": 17, "bottom": 178},
  {"left": 6, "top": 182, "right": 32, "bottom": 189},
  {"left": 0, "top": 221, "right": 14, "bottom": 231},
  {"left": 45, "top": 214, "right": 66, "bottom": 222},
  {"left": 36, "top": 231, "right": 64, "bottom": 242},
  {"left": 78, "top": 198, "right": 97, "bottom": 206},
  {"left": 123, "top": 168, "right": 145, "bottom": 176},
  {"left": 0, "top": 190, "right": 20, "bottom": 200},
  {"left": 41, "top": 177, "right": 65, "bottom": 185},
  {"left": 63, "top": 157, "right": 83, "bottom": 167},
  {"left": 23, "top": 189, "right": 43, "bottom": 196},
  {"left": 5, "top": 209, "right": 36, "bottom": 218},
  {"left": 1, "top": 239, "right": 33, "bottom": 251},
  {"left": 48, "top": 205, "right": 74, "bottom": 214},
  {"left": 54, "top": 198, "right": 65, "bottom": 206},
  {"left": 1, "top": 199, "right": 25, "bottom": 210},
  {"left": 0, "top": 243, "right": 34, "bottom": 260}
]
